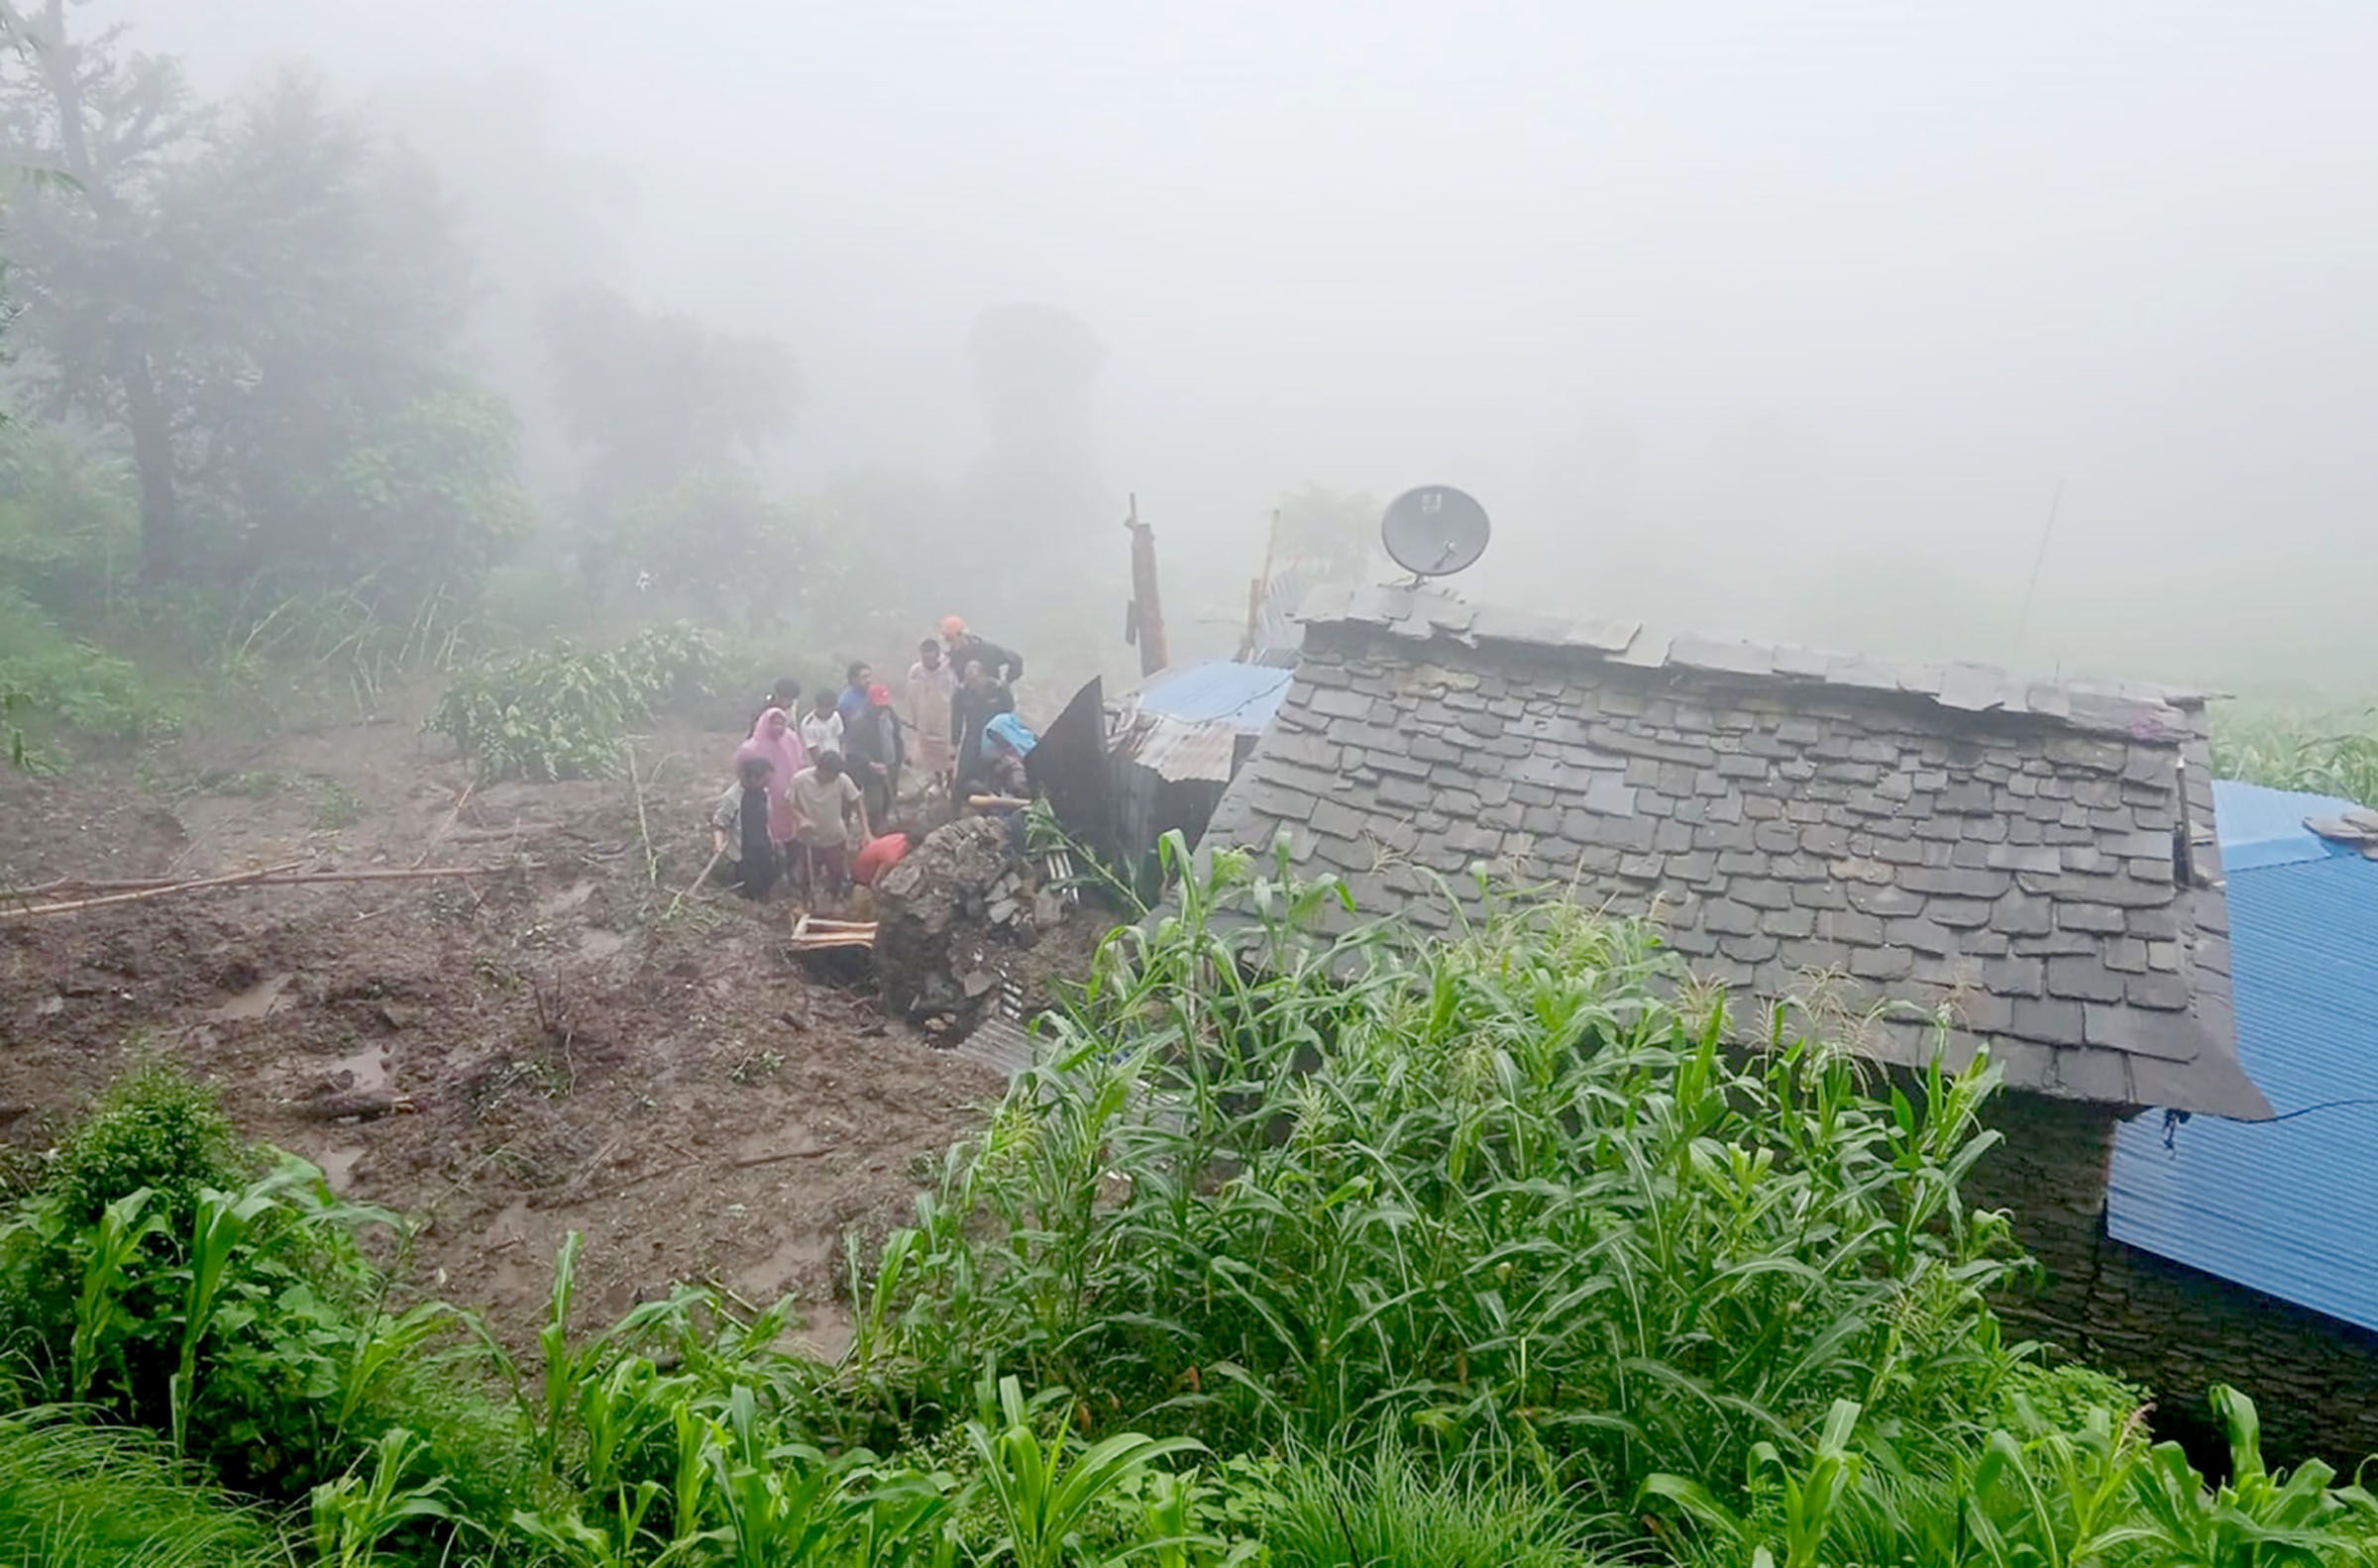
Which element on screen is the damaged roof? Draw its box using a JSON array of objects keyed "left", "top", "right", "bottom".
[{"left": 1202, "top": 584, "right": 2268, "bottom": 1119}]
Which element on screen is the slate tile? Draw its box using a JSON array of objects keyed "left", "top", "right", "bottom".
[
  {"left": 1722, "top": 931, "right": 1783, "bottom": 964},
  {"left": 1848, "top": 885, "right": 1926, "bottom": 918},
  {"left": 2084, "top": 1002, "right": 2198, "bottom": 1061},
  {"left": 1887, "top": 917, "right": 1956, "bottom": 955},
  {"left": 1801, "top": 823, "right": 1852, "bottom": 856},
  {"left": 1929, "top": 897, "right": 1994, "bottom": 928},
  {"left": 1780, "top": 938, "right": 1854, "bottom": 973},
  {"left": 2050, "top": 1048, "right": 2132, "bottom": 1103},
  {"left": 1821, "top": 909, "right": 1887, "bottom": 944},
  {"left": 1903, "top": 867, "right": 2011, "bottom": 899},
  {"left": 2104, "top": 938, "right": 2148, "bottom": 975},
  {"left": 2046, "top": 956, "right": 2125, "bottom": 1003},
  {"left": 1307, "top": 686, "right": 1377, "bottom": 721},
  {"left": 1792, "top": 882, "right": 1850, "bottom": 910},
  {"left": 1763, "top": 906, "right": 1817, "bottom": 939},
  {"left": 2013, "top": 932, "right": 2101, "bottom": 958},
  {"left": 1851, "top": 947, "right": 1914, "bottom": 981},
  {"left": 1988, "top": 844, "right": 2063, "bottom": 874},
  {"left": 2010, "top": 996, "right": 2086, "bottom": 1043},
  {"left": 1733, "top": 879, "right": 1793, "bottom": 911},
  {"left": 1582, "top": 776, "right": 1638, "bottom": 816},
  {"left": 2126, "top": 970, "right": 2191, "bottom": 1011},
  {"left": 1955, "top": 991, "right": 2016, "bottom": 1034},
  {"left": 1703, "top": 899, "right": 1760, "bottom": 936},
  {"left": 1984, "top": 955, "right": 2044, "bottom": 995}
]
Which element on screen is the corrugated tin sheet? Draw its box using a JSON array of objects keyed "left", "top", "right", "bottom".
[
  {"left": 1131, "top": 662, "right": 1295, "bottom": 733},
  {"left": 2107, "top": 780, "right": 2378, "bottom": 1331},
  {"left": 1113, "top": 711, "right": 1240, "bottom": 784}
]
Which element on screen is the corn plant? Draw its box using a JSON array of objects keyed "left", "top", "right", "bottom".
[
  {"left": 965, "top": 1372, "right": 1204, "bottom": 1568},
  {"left": 69, "top": 1188, "right": 162, "bottom": 1403},
  {"left": 169, "top": 1175, "right": 296, "bottom": 1456},
  {"left": 307, "top": 1425, "right": 462, "bottom": 1568}
]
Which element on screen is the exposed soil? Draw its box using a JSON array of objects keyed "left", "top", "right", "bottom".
[{"left": 0, "top": 695, "right": 1059, "bottom": 1357}]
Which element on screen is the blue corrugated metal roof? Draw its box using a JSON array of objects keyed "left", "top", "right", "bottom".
[
  {"left": 2211, "top": 778, "right": 2366, "bottom": 872},
  {"left": 2107, "top": 780, "right": 2378, "bottom": 1331},
  {"left": 1131, "top": 662, "right": 1294, "bottom": 733}
]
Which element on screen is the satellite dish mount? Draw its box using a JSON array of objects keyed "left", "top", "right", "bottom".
[{"left": 1379, "top": 484, "right": 1490, "bottom": 585}]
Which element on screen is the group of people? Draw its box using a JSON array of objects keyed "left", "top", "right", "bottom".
[{"left": 709, "top": 616, "right": 1034, "bottom": 904}]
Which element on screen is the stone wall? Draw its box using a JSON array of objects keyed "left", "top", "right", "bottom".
[{"left": 1972, "top": 1089, "right": 2378, "bottom": 1467}]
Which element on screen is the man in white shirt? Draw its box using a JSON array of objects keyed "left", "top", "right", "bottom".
[{"left": 798, "top": 690, "right": 843, "bottom": 758}]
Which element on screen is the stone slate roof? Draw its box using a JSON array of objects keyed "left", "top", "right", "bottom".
[{"left": 1202, "top": 585, "right": 2270, "bottom": 1120}]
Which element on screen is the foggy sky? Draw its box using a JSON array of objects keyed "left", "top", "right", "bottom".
[{"left": 106, "top": 1, "right": 2378, "bottom": 685}]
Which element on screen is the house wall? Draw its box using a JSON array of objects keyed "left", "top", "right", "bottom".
[{"left": 1969, "top": 1089, "right": 2378, "bottom": 1467}]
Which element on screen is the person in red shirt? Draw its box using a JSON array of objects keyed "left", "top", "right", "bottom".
[{"left": 850, "top": 831, "right": 910, "bottom": 888}]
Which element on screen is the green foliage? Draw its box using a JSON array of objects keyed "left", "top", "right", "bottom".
[
  {"left": 50, "top": 1059, "right": 247, "bottom": 1234},
  {"left": 2215, "top": 701, "right": 2378, "bottom": 807},
  {"left": 1257, "top": 1440, "right": 1599, "bottom": 1568},
  {"left": 0, "top": 587, "right": 177, "bottom": 755},
  {"left": 855, "top": 835, "right": 2021, "bottom": 1507},
  {"left": 606, "top": 462, "right": 838, "bottom": 637},
  {"left": 311, "top": 380, "right": 536, "bottom": 606},
  {"left": 430, "top": 620, "right": 724, "bottom": 780},
  {"left": 0, "top": 423, "right": 140, "bottom": 616},
  {"left": 1647, "top": 1384, "right": 2378, "bottom": 1567},
  {"left": 0, "top": 1409, "right": 282, "bottom": 1568},
  {"left": 0, "top": 1065, "right": 513, "bottom": 1513}
]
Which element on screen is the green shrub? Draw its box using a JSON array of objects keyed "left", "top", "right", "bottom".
[
  {"left": 50, "top": 1058, "right": 247, "bottom": 1233},
  {"left": 0, "top": 1062, "right": 522, "bottom": 1519},
  {"left": 429, "top": 619, "right": 724, "bottom": 780}
]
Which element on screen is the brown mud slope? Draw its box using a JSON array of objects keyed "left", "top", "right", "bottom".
[{"left": 0, "top": 703, "right": 1028, "bottom": 1356}]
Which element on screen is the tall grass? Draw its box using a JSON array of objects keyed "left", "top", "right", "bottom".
[
  {"left": 857, "top": 836, "right": 2021, "bottom": 1511},
  {"left": 0, "top": 1408, "right": 283, "bottom": 1567},
  {"left": 2214, "top": 701, "right": 2378, "bottom": 806}
]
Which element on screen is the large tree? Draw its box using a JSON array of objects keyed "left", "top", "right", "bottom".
[
  {"left": 537, "top": 282, "right": 796, "bottom": 500},
  {"left": 0, "top": 3, "right": 512, "bottom": 595}
]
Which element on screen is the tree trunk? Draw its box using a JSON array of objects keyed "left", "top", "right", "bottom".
[
  {"left": 121, "top": 356, "right": 179, "bottom": 583},
  {"left": 30, "top": 0, "right": 183, "bottom": 583}
]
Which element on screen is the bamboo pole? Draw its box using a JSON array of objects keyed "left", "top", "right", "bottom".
[
  {"left": 667, "top": 842, "right": 727, "bottom": 919},
  {"left": 0, "top": 862, "right": 529, "bottom": 919},
  {"left": 411, "top": 781, "right": 476, "bottom": 869}
]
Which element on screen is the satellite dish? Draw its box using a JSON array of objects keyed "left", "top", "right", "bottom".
[{"left": 1380, "top": 485, "right": 1491, "bottom": 580}]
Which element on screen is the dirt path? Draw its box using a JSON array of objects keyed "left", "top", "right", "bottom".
[{"left": 0, "top": 697, "right": 1021, "bottom": 1354}]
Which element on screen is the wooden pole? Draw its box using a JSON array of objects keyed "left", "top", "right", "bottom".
[
  {"left": 1240, "top": 506, "right": 1283, "bottom": 661},
  {"left": 1125, "top": 492, "right": 1169, "bottom": 678}
]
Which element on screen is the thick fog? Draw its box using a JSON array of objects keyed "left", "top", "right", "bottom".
[{"left": 110, "top": 0, "right": 2378, "bottom": 688}]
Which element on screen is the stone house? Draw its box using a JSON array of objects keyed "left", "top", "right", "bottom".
[{"left": 1202, "top": 585, "right": 2297, "bottom": 1444}]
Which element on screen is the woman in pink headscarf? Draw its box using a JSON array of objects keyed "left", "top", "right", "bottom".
[{"left": 739, "top": 706, "right": 808, "bottom": 844}]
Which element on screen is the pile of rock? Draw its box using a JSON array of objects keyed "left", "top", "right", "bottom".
[{"left": 872, "top": 816, "right": 1064, "bottom": 1028}]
